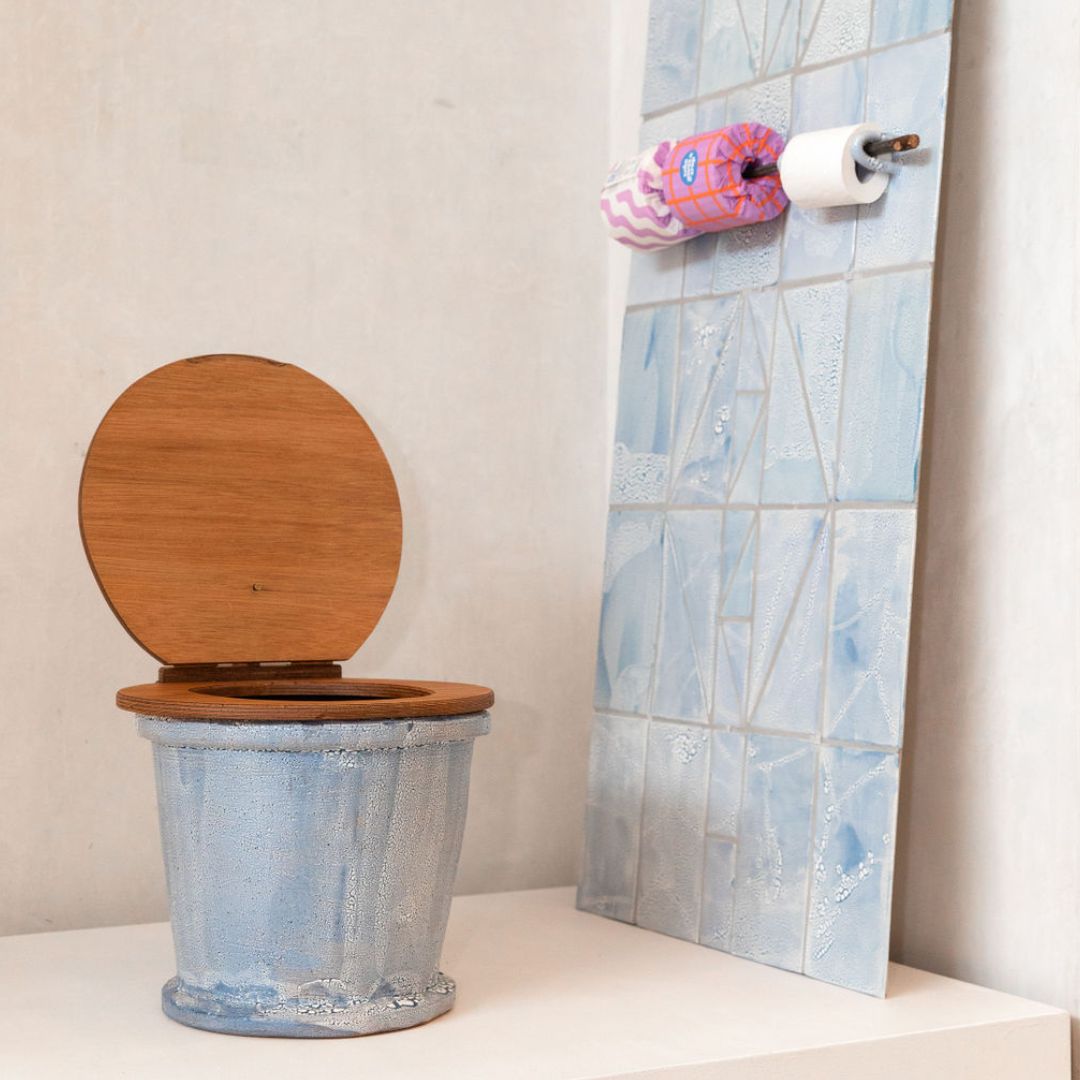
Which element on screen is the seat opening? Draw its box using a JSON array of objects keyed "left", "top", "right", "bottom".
[{"left": 191, "top": 680, "right": 430, "bottom": 704}]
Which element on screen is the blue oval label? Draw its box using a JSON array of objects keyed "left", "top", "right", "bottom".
[{"left": 679, "top": 149, "right": 698, "bottom": 186}]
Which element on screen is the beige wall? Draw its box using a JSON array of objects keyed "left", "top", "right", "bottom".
[
  {"left": 0, "top": 1, "right": 609, "bottom": 934},
  {"left": 892, "top": 0, "right": 1080, "bottom": 1069}
]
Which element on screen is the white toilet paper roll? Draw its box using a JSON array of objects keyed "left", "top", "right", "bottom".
[{"left": 779, "top": 123, "right": 890, "bottom": 209}]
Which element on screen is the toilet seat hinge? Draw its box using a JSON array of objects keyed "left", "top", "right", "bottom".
[{"left": 157, "top": 661, "right": 343, "bottom": 684}]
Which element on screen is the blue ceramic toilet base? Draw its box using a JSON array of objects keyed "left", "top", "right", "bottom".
[
  {"left": 161, "top": 972, "right": 456, "bottom": 1038},
  {"left": 139, "top": 713, "right": 490, "bottom": 1038}
]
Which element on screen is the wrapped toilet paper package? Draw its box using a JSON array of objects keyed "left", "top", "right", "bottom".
[
  {"left": 599, "top": 123, "right": 787, "bottom": 251},
  {"left": 662, "top": 122, "right": 788, "bottom": 230},
  {"left": 778, "top": 122, "right": 891, "bottom": 209},
  {"left": 599, "top": 142, "right": 703, "bottom": 251}
]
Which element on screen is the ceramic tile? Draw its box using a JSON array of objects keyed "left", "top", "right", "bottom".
[
  {"left": 805, "top": 746, "right": 899, "bottom": 994},
  {"left": 837, "top": 269, "right": 931, "bottom": 502},
  {"left": 577, "top": 715, "right": 649, "bottom": 921},
  {"left": 671, "top": 296, "right": 742, "bottom": 503},
  {"left": 671, "top": 295, "right": 741, "bottom": 495},
  {"left": 640, "top": 106, "right": 698, "bottom": 152},
  {"left": 730, "top": 734, "right": 815, "bottom": 970},
  {"left": 872, "top": 0, "right": 952, "bottom": 46},
  {"left": 636, "top": 721, "right": 710, "bottom": 940},
  {"left": 594, "top": 511, "right": 664, "bottom": 714},
  {"left": 714, "top": 618, "right": 751, "bottom": 724},
  {"left": 752, "top": 512, "right": 830, "bottom": 733},
  {"left": 584, "top": 0, "right": 950, "bottom": 996},
  {"left": 855, "top": 34, "right": 951, "bottom": 269},
  {"left": 748, "top": 510, "right": 824, "bottom": 715},
  {"left": 699, "top": 0, "right": 756, "bottom": 95},
  {"left": 726, "top": 75, "right": 792, "bottom": 136},
  {"left": 699, "top": 837, "right": 738, "bottom": 950},
  {"left": 643, "top": 0, "right": 704, "bottom": 112},
  {"left": 627, "top": 246, "right": 688, "bottom": 307},
  {"left": 707, "top": 730, "right": 746, "bottom": 834},
  {"left": 694, "top": 94, "right": 728, "bottom": 134},
  {"left": 763, "top": 0, "right": 800, "bottom": 76},
  {"left": 652, "top": 511, "right": 724, "bottom": 720},
  {"left": 800, "top": 0, "right": 872, "bottom": 66},
  {"left": 611, "top": 306, "right": 678, "bottom": 504},
  {"left": 782, "top": 59, "right": 865, "bottom": 281},
  {"left": 762, "top": 284, "right": 847, "bottom": 504},
  {"left": 825, "top": 509, "right": 916, "bottom": 747},
  {"left": 711, "top": 214, "right": 783, "bottom": 294}
]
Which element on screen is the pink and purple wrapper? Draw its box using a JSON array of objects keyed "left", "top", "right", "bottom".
[{"left": 600, "top": 123, "right": 788, "bottom": 252}]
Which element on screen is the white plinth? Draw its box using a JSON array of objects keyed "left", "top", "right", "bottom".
[{"left": 0, "top": 887, "right": 1068, "bottom": 1079}]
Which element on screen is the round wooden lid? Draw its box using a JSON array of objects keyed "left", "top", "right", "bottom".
[{"left": 79, "top": 355, "right": 402, "bottom": 665}]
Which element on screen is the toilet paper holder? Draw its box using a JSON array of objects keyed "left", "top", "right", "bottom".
[{"left": 743, "top": 131, "right": 920, "bottom": 179}]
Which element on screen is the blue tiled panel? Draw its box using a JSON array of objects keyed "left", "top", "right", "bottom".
[
  {"left": 805, "top": 747, "right": 899, "bottom": 994},
  {"left": 577, "top": 715, "right": 649, "bottom": 921},
  {"left": 782, "top": 58, "right": 866, "bottom": 281},
  {"left": 855, "top": 33, "right": 951, "bottom": 269},
  {"left": 872, "top": 0, "right": 953, "bottom": 46},
  {"left": 837, "top": 269, "right": 931, "bottom": 501},
  {"left": 636, "top": 721, "right": 710, "bottom": 940},
  {"left": 731, "top": 735, "right": 815, "bottom": 970},
  {"left": 595, "top": 511, "right": 664, "bottom": 713},
  {"left": 825, "top": 510, "right": 916, "bottom": 747},
  {"left": 612, "top": 307, "right": 678, "bottom": 504},
  {"left": 583, "top": 0, "right": 951, "bottom": 997},
  {"left": 643, "top": 0, "right": 703, "bottom": 112}
]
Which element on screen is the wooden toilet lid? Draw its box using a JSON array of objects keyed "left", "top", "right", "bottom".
[{"left": 79, "top": 355, "right": 402, "bottom": 665}]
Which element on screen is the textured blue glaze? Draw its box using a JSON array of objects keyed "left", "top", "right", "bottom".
[
  {"left": 855, "top": 33, "right": 951, "bottom": 269},
  {"left": 140, "top": 713, "right": 489, "bottom": 1037},
  {"left": 782, "top": 58, "right": 865, "bottom": 281},
  {"left": 837, "top": 269, "right": 931, "bottom": 501},
  {"left": 642, "top": 0, "right": 702, "bottom": 112},
  {"left": 636, "top": 721, "right": 710, "bottom": 941},
  {"left": 578, "top": 714, "right": 649, "bottom": 922},
  {"left": 826, "top": 510, "right": 916, "bottom": 746},
  {"left": 731, "top": 735, "right": 815, "bottom": 971},
  {"left": 612, "top": 308, "right": 679, "bottom": 504},
  {"left": 805, "top": 747, "right": 899, "bottom": 994},
  {"left": 653, "top": 511, "right": 724, "bottom": 720},
  {"left": 800, "top": 0, "right": 872, "bottom": 66},
  {"left": 595, "top": 511, "right": 665, "bottom": 713},
  {"left": 699, "top": 0, "right": 756, "bottom": 94},
  {"left": 748, "top": 509, "right": 824, "bottom": 717},
  {"left": 754, "top": 512, "right": 830, "bottom": 732},
  {"left": 872, "top": 0, "right": 952, "bottom": 47},
  {"left": 707, "top": 730, "right": 745, "bottom": 835}
]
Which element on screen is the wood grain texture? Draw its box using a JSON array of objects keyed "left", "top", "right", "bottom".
[
  {"left": 116, "top": 678, "right": 495, "bottom": 721},
  {"left": 79, "top": 355, "right": 402, "bottom": 664}
]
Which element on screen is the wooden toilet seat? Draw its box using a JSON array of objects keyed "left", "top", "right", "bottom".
[
  {"left": 116, "top": 677, "right": 494, "bottom": 722},
  {"left": 79, "top": 354, "right": 493, "bottom": 723}
]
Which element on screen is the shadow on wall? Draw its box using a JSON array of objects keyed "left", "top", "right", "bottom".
[{"left": 894, "top": 0, "right": 1080, "bottom": 1068}]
